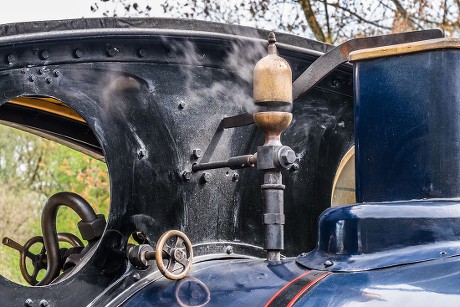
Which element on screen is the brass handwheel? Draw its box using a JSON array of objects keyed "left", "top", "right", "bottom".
[
  {"left": 155, "top": 230, "right": 193, "bottom": 280},
  {"left": 3, "top": 233, "right": 83, "bottom": 286}
]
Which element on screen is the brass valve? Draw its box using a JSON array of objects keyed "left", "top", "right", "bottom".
[
  {"left": 253, "top": 32, "right": 293, "bottom": 146},
  {"left": 253, "top": 32, "right": 292, "bottom": 106}
]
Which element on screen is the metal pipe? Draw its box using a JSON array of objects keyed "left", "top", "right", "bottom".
[
  {"left": 262, "top": 171, "right": 285, "bottom": 261},
  {"left": 38, "top": 192, "right": 100, "bottom": 286},
  {"left": 192, "top": 154, "right": 256, "bottom": 172}
]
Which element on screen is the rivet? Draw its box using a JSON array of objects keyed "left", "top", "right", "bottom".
[
  {"left": 38, "top": 68, "right": 45, "bottom": 75},
  {"left": 106, "top": 47, "right": 119, "bottom": 57},
  {"left": 40, "top": 50, "right": 49, "bottom": 60},
  {"left": 21, "top": 68, "right": 26, "bottom": 74},
  {"left": 6, "top": 54, "right": 15, "bottom": 65},
  {"left": 299, "top": 252, "right": 307, "bottom": 257},
  {"left": 29, "top": 75, "right": 35, "bottom": 82},
  {"left": 53, "top": 69, "right": 60, "bottom": 77},
  {"left": 226, "top": 245, "right": 233, "bottom": 254},
  {"left": 45, "top": 77, "right": 52, "bottom": 84},
  {"left": 132, "top": 272, "right": 141, "bottom": 281},
  {"left": 39, "top": 300, "right": 50, "bottom": 307},
  {"left": 192, "top": 148, "right": 202, "bottom": 159},
  {"left": 178, "top": 101, "right": 186, "bottom": 110},
  {"left": 182, "top": 171, "right": 192, "bottom": 181},
  {"left": 137, "top": 48, "right": 146, "bottom": 57},
  {"left": 201, "top": 172, "right": 211, "bottom": 183},
  {"left": 74, "top": 48, "right": 83, "bottom": 58},
  {"left": 324, "top": 260, "right": 334, "bottom": 267},
  {"left": 232, "top": 173, "right": 239, "bottom": 181},
  {"left": 24, "top": 299, "right": 34, "bottom": 307}
]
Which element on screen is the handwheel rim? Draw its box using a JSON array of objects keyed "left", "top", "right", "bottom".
[{"left": 155, "top": 230, "right": 193, "bottom": 280}]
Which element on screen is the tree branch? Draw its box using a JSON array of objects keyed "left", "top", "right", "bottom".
[
  {"left": 330, "top": 2, "right": 392, "bottom": 30},
  {"left": 299, "top": 0, "right": 326, "bottom": 42}
]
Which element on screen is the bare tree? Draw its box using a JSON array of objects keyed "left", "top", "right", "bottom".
[{"left": 92, "top": 0, "right": 460, "bottom": 43}]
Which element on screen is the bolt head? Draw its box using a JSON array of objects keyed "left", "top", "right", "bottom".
[
  {"left": 138, "top": 48, "right": 146, "bottom": 57},
  {"left": 324, "top": 260, "right": 334, "bottom": 267},
  {"left": 74, "top": 49, "right": 83, "bottom": 58},
  {"left": 45, "top": 77, "right": 52, "bottom": 84},
  {"left": 53, "top": 70, "right": 60, "bottom": 77},
  {"left": 28, "top": 75, "right": 35, "bottom": 82},
  {"left": 226, "top": 245, "right": 233, "bottom": 254},
  {"left": 40, "top": 50, "right": 49, "bottom": 60},
  {"left": 281, "top": 149, "right": 296, "bottom": 164},
  {"left": 178, "top": 101, "right": 186, "bottom": 110},
  {"left": 6, "top": 54, "right": 15, "bottom": 64},
  {"left": 107, "top": 47, "right": 118, "bottom": 57},
  {"left": 182, "top": 171, "right": 192, "bottom": 181},
  {"left": 24, "top": 299, "right": 34, "bottom": 307},
  {"left": 201, "top": 172, "right": 211, "bottom": 183},
  {"left": 192, "top": 148, "right": 202, "bottom": 159},
  {"left": 39, "top": 300, "right": 50, "bottom": 307},
  {"left": 232, "top": 173, "right": 239, "bottom": 181}
]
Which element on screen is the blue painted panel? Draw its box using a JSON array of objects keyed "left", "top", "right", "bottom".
[
  {"left": 296, "top": 255, "right": 460, "bottom": 306},
  {"left": 354, "top": 50, "right": 460, "bottom": 202},
  {"left": 123, "top": 258, "right": 308, "bottom": 306},
  {"left": 297, "top": 200, "right": 460, "bottom": 271}
]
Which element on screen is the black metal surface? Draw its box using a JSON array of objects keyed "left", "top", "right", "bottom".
[
  {"left": 0, "top": 103, "right": 103, "bottom": 158},
  {"left": 39, "top": 192, "right": 105, "bottom": 285},
  {"left": 292, "top": 29, "right": 443, "bottom": 100},
  {"left": 0, "top": 18, "right": 354, "bottom": 305}
]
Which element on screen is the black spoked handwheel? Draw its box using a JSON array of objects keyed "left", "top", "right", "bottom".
[
  {"left": 19, "top": 236, "right": 47, "bottom": 286},
  {"left": 155, "top": 230, "right": 193, "bottom": 280},
  {"left": 3, "top": 233, "right": 83, "bottom": 286}
]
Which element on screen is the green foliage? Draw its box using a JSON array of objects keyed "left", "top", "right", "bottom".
[{"left": 0, "top": 124, "right": 110, "bottom": 285}]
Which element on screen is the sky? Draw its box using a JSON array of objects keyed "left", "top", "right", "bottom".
[{"left": 0, "top": 0, "right": 164, "bottom": 25}]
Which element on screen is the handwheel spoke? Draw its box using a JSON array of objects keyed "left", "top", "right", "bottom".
[
  {"left": 31, "top": 265, "right": 40, "bottom": 279},
  {"left": 24, "top": 250, "right": 38, "bottom": 260},
  {"left": 174, "top": 237, "right": 184, "bottom": 248},
  {"left": 167, "top": 258, "right": 176, "bottom": 271},
  {"left": 176, "top": 256, "right": 189, "bottom": 268},
  {"left": 163, "top": 244, "right": 172, "bottom": 254}
]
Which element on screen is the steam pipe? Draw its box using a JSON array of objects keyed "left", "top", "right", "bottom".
[
  {"left": 192, "top": 154, "right": 256, "bottom": 172},
  {"left": 38, "top": 192, "right": 105, "bottom": 285}
]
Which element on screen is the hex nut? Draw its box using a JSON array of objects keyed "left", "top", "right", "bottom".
[
  {"left": 281, "top": 149, "right": 296, "bottom": 164},
  {"left": 192, "top": 148, "right": 202, "bottom": 159},
  {"left": 77, "top": 214, "right": 106, "bottom": 241}
]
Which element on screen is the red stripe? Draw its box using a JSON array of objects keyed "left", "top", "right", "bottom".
[
  {"left": 286, "top": 272, "right": 330, "bottom": 307},
  {"left": 264, "top": 270, "right": 312, "bottom": 307}
]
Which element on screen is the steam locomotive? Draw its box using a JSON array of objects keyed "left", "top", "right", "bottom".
[{"left": 0, "top": 18, "right": 459, "bottom": 306}]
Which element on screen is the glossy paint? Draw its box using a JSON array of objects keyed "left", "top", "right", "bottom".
[
  {"left": 295, "top": 255, "right": 460, "bottom": 306},
  {"left": 354, "top": 50, "right": 460, "bottom": 202},
  {"left": 122, "top": 258, "right": 310, "bottom": 306},
  {"left": 297, "top": 200, "right": 460, "bottom": 271}
]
